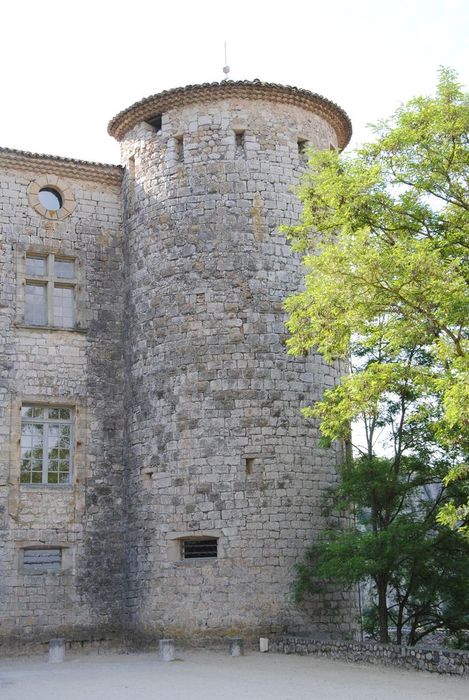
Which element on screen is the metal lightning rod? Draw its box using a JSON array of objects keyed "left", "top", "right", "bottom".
[{"left": 223, "top": 41, "right": 230, "bottom": 80}]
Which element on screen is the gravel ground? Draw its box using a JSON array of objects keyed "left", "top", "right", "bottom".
[{"left": 0, "top": 649, "right": 468, "bottom": 700}]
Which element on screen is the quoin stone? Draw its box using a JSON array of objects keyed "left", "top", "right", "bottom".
[{"left": 0, "top": 80, "right": 356, "bottom": 650}]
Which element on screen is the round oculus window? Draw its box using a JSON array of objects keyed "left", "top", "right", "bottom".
[{"left": 38, "top": 187, "right": 63, "bottom": 211}]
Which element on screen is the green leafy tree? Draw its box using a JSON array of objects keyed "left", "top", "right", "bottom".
[{"left": 286, "top": 69, "right": 469, "bottom": 644}]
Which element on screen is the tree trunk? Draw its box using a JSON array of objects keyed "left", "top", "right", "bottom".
[
  {"left": 396, "top": 599, "right": 404, "bottom": 645},
  {"left": 376, "top": 574, "right": 389, "bottom": 643}
]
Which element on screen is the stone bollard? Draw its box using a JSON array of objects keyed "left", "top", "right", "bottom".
[
  {"left": 228, "top": 637, "right": 244, "bottom": 657},
  {"left": 48, "top": 638, "right": 65, "bottom": 663},
  {"left": 259, "top": 637, "right": 269, "bottom": 653},
  {"left": 159, "top": 638, "right": 175, "bottom": 661}
]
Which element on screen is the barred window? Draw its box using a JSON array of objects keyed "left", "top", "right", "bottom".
[
  {"left": 25, "top": 253, "right": 76, "bottom": 328},
  {"left": 20, "top": 406, "right": 73, "bottom": 485},
  {"left": 182, "top": 538, "right": 218, "bottom": 560},
  {"left": 23, "top": 547, "right": 62, "bottom": 573}
]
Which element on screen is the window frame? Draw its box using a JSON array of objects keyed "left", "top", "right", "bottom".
[
  {"left": 167, "top": 531, "right": 221, "bottom": 563},
  {"left": 20, "top": 404, "right": 74, "bottom": 486},
  {"left": 24, "top": 252, "right": 77, "bottom": 329},
  {"left": 27, "top": 176, "right": 76, "bottom": 221}
]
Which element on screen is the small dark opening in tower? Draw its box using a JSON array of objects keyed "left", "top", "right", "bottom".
[
  {"left": 146, "top": 114, "right": 162, "bottom": 132},
  {"left": 128, "top": 156, "right": 135, "bottom": 178},
  {"left": 298, "top": 139, "right": 308, "bottom": 157},
  {"left": 175, "top": 135, "right": 184, "bottom": 162},
  {"left": 235, "top": 130, "right": 246, "bottom": 159},
  {"left": 245, "top": 457, "right": 255, "bottom": 475}
]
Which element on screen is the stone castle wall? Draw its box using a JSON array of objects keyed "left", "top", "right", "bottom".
[
  {"left": 0, "top": 82, "right": 356, "bottom": 647},
  {"left": 0, "top": 163, "right": 126, "bottom": 645},
  {"left": 270, "top": 637, "right": 469, "bottom": 677},
  {"left": 120, "top": 96, "right": 355, "bottom": 640}
]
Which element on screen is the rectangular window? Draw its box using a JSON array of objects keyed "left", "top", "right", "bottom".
[
  {"left": 20, "top": 405, "right": 73, "bottom": 485},
  {"left": 182, "top": 538, "right": 218, "bottom": 560},
  {"left": 23, "top": 547, "right": 62, "bottom": 573},
  {"left": 24, "top": 253, "right": 76, "bottom": 328}
]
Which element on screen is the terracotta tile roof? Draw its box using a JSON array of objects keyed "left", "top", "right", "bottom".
[
  {"left": 108, "top": 80, "right": 352, "bottom": 149},
  {"left": 0, "top": 146, "right": 123, "bottom": 186}
]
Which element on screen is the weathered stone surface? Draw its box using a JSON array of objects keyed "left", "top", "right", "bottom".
[
  {"left": 120, "top": 91, "right": 356, "bottom": 642},
  {"left": 0, "top": 164, "right": 125, "bottom": 646},
  {"left": 0, "top": 81, "right": 357, "bottom": 648}
]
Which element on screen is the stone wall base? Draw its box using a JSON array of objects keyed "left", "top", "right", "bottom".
[
  {"left": 0, "top": 627, "right": 124, "bottom": 658},
  {"left": 270, "top": 637, "right": 469, "bottom": 676}
]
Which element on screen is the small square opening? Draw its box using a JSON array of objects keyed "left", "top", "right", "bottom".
[
  {"left": 298, "top": 139, "right": 308, "bottom": 158},
  {"left": 146, "top": 114, "right": 163, "bottom": 133},
  {"left": 143, "top": 470, "right": 153, "bottom": 488}
]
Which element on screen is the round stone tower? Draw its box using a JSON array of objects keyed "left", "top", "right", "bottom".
[{"left": 108, "top": 81, "right": 354, "bottom": 642}]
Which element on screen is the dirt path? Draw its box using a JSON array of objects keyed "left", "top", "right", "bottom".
[{"left": 0, "top": 649, "right": 468, "bottom": 700}]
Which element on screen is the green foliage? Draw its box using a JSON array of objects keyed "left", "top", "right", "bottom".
[
  {"left": 286, "top": 67, "right": 469, "bottom": 531},
  {"left": 294, "top": 451, "right": 469, "bottom": 645},
  {"left": 287, "top": 69, "right": 469, "bottom": 645}
]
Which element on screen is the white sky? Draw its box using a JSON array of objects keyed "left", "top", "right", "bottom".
[{"left": 1, "top": 0, "right": 467, "bottom": 165}]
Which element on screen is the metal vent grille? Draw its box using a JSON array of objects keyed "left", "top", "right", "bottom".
[
  {"left": 182, "top": 539, "right": 218, "bottom": 560},
  {"left": 23, "top": 548, "right": 62, "bottom": 572}
]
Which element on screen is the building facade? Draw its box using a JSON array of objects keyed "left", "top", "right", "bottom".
[{"left": 0, "top": 80, "right": 355, "bottom": 649}]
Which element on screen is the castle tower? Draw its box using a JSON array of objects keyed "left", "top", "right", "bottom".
[{"left": 109, "top": 81, "right": 354, "bottom": 641}]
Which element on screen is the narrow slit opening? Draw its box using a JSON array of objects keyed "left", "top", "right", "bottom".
[
  {"left": 245, "top": 457, "right": 255, "bottom": 475},
  {"left": 175, "top": 135, "right": 184, "bottom": 163},
  {"left": 298, "top": 139, "right": 308, "bottom": 158},
  {"left": 235, "top": 130, "right": 246, "bottom": 159}
]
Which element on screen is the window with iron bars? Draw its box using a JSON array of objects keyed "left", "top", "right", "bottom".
[{"left": 182, "top": 538, "right": 218, "bottom": 560}]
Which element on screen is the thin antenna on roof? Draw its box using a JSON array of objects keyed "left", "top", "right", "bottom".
[{"left": 222, "top": 41, "right": 230, "bottom": 80}]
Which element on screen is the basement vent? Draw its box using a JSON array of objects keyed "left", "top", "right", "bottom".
[
  {"left": 182, "top": 538, "right": 218, "bottom": 560},
  {"left": 146, "top": 114, "right": 162, "bottom": 132},
  {"left": 23, "top": 548, "right": 62, "bottom": 573}
]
